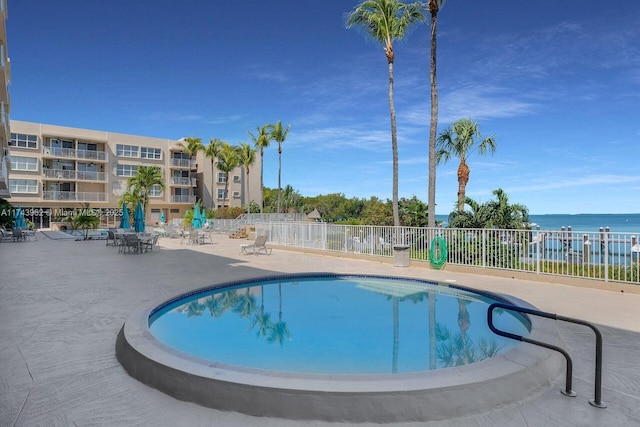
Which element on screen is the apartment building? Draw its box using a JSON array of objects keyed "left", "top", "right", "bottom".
[
  {"left": 7, "top": 120, "right": 261, "bottom": 228},
  {"left": 0, "top": 0, "right": 11, "bottom": 199}
]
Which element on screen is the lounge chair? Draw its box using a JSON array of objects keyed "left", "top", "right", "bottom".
[{"left": 240, "top": 235, "right": 272, "bottom": 256}]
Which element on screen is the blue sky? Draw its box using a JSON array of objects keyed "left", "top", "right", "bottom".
[{"left": 7, "top": 1, "right": 640, "bottom": 214}]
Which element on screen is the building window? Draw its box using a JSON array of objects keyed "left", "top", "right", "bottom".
[
  {"left": 115, "top": 164, "right": 138, "bottom": 177},
  {"left": 9, "top": 179, "right": 38, "bottom": 194},
  {"left": 9, "top": 156, "right": 38, "bottom": 171},
  {"left": 217, "top": 172, "right": 226, "bottom": 183},
  {"left": 233, "top": 175, "right": 240, "bottom": 183},
  {"left": 116, "top": 144, "right": 139, "bottom": 158},
  {"left": 141, "top": 147, "right": 162, "bottom": 160},
  {"left": 217, "top": 189, "right": 228, "bottom": 200},
  {"left": 78, "top": 142, "right": 98, "bottom": 151},
  {"left": 172, "top": 152, "right": 190, "bottom": 160},
  {"left": 10, "top": 133, "right": 38, "bottom": 149},
  {"left": 233, "top": 191, "right": 240, "bottom": 198},
  {"left": 148, "top": 185, "right": 162, "bottom": 197}
]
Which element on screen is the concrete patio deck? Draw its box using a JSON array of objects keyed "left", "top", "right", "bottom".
[{"left": 2, "top": 232, "right": 640, "bottom": 426}]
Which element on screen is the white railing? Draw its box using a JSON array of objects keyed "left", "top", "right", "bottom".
[
  {"left": 42, "top": 169, "right": 107, "bottom": 181},
  {"left": 251, "top": 221, "right": 640, "bottom": 285},
  {"left": 170, "top": 158, "right": 196, "bottom": 168},
  {"left": 76, "top": 148, "right": 107, "bottom": 161},
  {"left": 43, "top": 146, "right": 107, "bottom": 161},
  {"left": 171, "top": 177, "right": 191, "bottom": 185},
  {"left": 42, "top": 191, "right": 107, "bottom": 202},
  {"left": 171, "top": 194, "right": 196, "bottom": 204}
]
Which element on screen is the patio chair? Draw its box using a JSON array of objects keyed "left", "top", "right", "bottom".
[
  {"left": 121, "top": 234, "right": 141, "bottom": 254},
  {"left": 12, "top": 229, "right": 24, "bottom": 242},
  {"left": 0, "top": 227, "right": 13, "bottom": 242},
  {"left": 240, "top": 235, "right": 272, "bottom": 256},
  {"left": 142, "top": 234, "right": 160, "bottom": 252},
  {"left": 106, "top": 230, "right": 118, "bottom": 247}
]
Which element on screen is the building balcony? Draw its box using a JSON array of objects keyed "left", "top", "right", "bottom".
[
  {"left": 170, "top": 177, "right": 197, "bottom": 186},
  {"left": 42, "top": 169, "right": 108, "bottom": 182},
  {"left": 42, "top": 146, "right": 107, "bottom": 162},
  {"left": 42, "top": 191, "right": 108, "bottom": 202},
  {"left": 0, "top": 155, "right": 9, "bottom": 197},
  {"left": 170, "top": 158, "right": 196, "bottom": 169},
  {"left": 171, "top": 195, "right": 196, "bottom": 204}
]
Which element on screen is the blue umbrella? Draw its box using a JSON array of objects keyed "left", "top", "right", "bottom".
[
  {"left": 159, "top": 210, "right": 166, "bottom": 224},
  {"left": 191, "top": 205, "right": 202, "bottom": 229},
  {"left": 14, "top": 206, "right": 27, "bottom": 229},
  {"left": 134, "top": 201, "right": 145, "bottom": 233},
  {"left": 120, "top": 203, "right": 130, "bottom": 229}
]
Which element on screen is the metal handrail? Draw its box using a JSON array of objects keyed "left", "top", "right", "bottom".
[{"left": 487, "top": 302, "right": 606, "bottom": 408}]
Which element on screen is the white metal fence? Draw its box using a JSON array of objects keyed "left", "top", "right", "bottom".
[{"left": 252, "top": 221, "right": 640, "bottom": 285}]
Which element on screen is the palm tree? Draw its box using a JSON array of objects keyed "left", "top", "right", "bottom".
[
  {"left": 427, "top": 0, "right": 445, "bottom": 228},
  {"left": 346, "top": 0, "right": 426, "bottom": 227},
  {"left": 64, "top": 204, "right": 100, "bottom": 240},
  {"left": 267, "top": 121, "right": 290, "bottom": 214},
  {"left": 176, "top": 137, "right": 203, "bottom": 203},
  {"left": 176, "top": 136, "right": 204, "bottom": 159},
  {"left": 124, "top": 166, "right": 165, "bottom": 220},
  {"left": 216, "top": 143, "right": 240, "bottom": 207},
  {"left": 203, "top": 138, "right": 224, "bottom": 209},
  {"left": 436, "top": 118, "right": 496, "bottom": 212},
  {"left": 248, "top": 125, "right": 272, "bottom": 213},
  {"left": 238, "top": 143, "right": 257, "bottom": 215},
  {"left": 447, "top": 196, "right": 489, "bottom": 229},
  {"left": 484, "top": 188, "right": 529, "bottom": 229}
]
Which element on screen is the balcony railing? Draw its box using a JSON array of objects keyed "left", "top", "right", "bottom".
[
  {"left": 171, "top": 177, "right": 192, "bottom": 186},
  {"left": 42, "top": 191, "right": 108, "bottom": 202},
  {"left": 42, "top": 169, "right": 108, "bottom": 182},
  {"left": 76, "top": 148, "right": 107, "bottom": 161},
  {"left": 0, "top": 155, "right": 8, "bottom": 192},
  {"left": 171, "top": 195, "right": 196, "bottom": 204},
  {"left": 43, "top": 146, "right": 107, "bottom": 161},
  {"left": 170, "top": 158, "right": 196, "bottom": 169}
]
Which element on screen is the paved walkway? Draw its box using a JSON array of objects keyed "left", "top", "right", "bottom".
[{"left": 1, "top": 232, "right": 639, "bottom": 426}]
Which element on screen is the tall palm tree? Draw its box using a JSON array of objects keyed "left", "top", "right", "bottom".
[
  {"left": 176, "top": 137, "right": 203, "bottom": 203},
  {"left": 267, "top": 121, "right": 290, "bottom": 214},
  {"left": 346, "top": 0, "right": 426, "bottom": 227},
  {"left": 427, "top": 0, "right": 445, "bottom": 228},
  {"left": 216, "top": 143, "right": 240, "bottom": 207},
  {"left": 238, "top": 143, "right": 257, "bottom": 215},
  {"left": 124, "top": 166, "right": 165, "bottom": 220},
  {"left": 248, "top": 125, "right": 272, "bottom": 213},
  {"left": 436, "top": 118, "right": 496, "bottom": 212},
  {"left": 203, "top": 138, "right": 224, "bottom": 209}
]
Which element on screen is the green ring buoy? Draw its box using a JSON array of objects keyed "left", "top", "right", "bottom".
[{"left": 429, "top": 236, "right": 448, "bottom": 269}]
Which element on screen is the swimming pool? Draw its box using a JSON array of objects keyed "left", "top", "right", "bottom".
[
  {"left": 117, "top": 273, "right": 562, "bottom": 422},
  {"left": 148, "top": 275, "right": 530, "bottom": 375}
]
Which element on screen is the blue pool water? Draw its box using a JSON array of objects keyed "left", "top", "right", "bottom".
[{"left": 149, "top": 275, "right": 530, "bottom": 375}]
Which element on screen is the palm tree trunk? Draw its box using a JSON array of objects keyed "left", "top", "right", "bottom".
[
  {"left": 427, "top": 3, "right": 439, "bottom": 229},
  {"left": 388, "top": 61, "right": 400, "bottom": 227},
  {"left": 260, "top": 150, "right": 264, "bottom": 214},
  {"left": 211, "top": 159, "right": 215, "bottom": 209},
  {"left": 246, "top": 169, "right": 251, "bottom": 215},
  {"left": 277, "top": 145, "right": 282, "bottom": 214},
  {"left": 457, "top": 159, "right": 470, "bottom": 212}
]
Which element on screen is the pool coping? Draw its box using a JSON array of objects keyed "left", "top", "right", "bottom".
[{"left": 116, "top": 273, "right": 564, "bottom": 423}]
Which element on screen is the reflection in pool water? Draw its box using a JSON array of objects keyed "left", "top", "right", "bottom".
[{"left": 149, "top": 276, "right": 530, "bottom": 374}]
